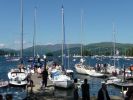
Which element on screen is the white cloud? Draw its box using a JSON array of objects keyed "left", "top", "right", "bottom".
[
  {"left": 0, "top": 43, "right": 5, "bottom": 48},
  {"left": 14, "top": 40, "right": 27, "bottom": 44},
  {"left": 46, "top": 42, "right": 54, "bottom": 45},
  {"left": 12, "top": 40, "right": 30, "bottom": 50}
]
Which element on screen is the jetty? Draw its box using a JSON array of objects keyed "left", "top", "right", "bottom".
[{"left": 26, "top": 74, "right": 124, "bottom": 100}]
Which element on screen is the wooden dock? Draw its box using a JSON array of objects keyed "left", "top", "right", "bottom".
[{"left": 26, "top": 74, "right": 124, "bottom": 100}]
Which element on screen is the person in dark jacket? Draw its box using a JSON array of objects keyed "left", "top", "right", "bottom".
[
  {"left": 97, "top": 83, "right": 110, "bottom": 100},
  {"left": 125, "top": 86, "right": 133, "bottom": 100},
  {"left": 5, "top": 94, "right": 13, "bottom": 100},
  {"left": 73, "top": 78, "right": 79, "bottom": 100},
  {"left": 41, "top": 68, "right": 48, "bottom": 89},
  {"left": 0, "top": 94, "right": 3, "bottom": 100},
  {"left": 81, "top": 79, "right": 90, "bottom": 100}
]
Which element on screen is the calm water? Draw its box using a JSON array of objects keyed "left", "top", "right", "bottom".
[
  {"left": 0, "top": 56, "right": 133, "bottom": 99},
  {"left": 47, "top": 56, "right": 133, "bottom": 98},
  {"left": 0, "top": 57, "right": 27, "bottom": 100}
]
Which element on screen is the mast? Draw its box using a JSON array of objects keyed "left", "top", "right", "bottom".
[
  {"left": 61, "top": 5, "right": 65, "bottom": 68},
  {"left": 113, "top": 22, "right": 116, "bottom": 67},
  {"left": 80, "top": 9, "right": 83, "bottom": 58},
  {"left": 20, "top": 0, "right": 24, "bottom": 64},
  {"left": 33, "top": 7, "right": 37, "bottom": 58},
  {"left": 67, "top": 44, "right": 70, "bottom": 69}
]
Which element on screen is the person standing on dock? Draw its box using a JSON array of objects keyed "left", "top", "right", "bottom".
[
  {"left": 73, "top": 78, "right": 79, "bottom": 100},
  {"left": 81, "top": 79, "right": 90, "bottom": 100},
  {"left": 27, "top": 76, "right": 34, "bottom": 93},
  {"left": 125, "top": 86, "right": 133, "bottom": 100},
  {"left": 97, "top": 83, "right": 110, "bottom": 100},
  {"left": 0, "top": 94, "right": 3, "bottom": 100},
  {"left": 41, "top": 68, "right": 48, "bottom": 89}
]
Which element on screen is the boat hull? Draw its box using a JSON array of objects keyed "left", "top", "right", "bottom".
[
  {"left": 75, "top": 64, "right": 88, "bottom": 75},
  {"left": 53, "top": 80, "right": 73, "bottom": 88},
  {"left": 113, "top": 82, "right": 133, "bottom": 87},
  {"left": 9, "top": 80, "right": 27, "bottom": 87},
  {"left": 49, "top": 70, "right": 73, "bottom": 88},
  {"left": 8, "top": 68, "right": 28, "bottom": 87},
  {"left": 75, "top": 64, "right": 105, "bottom": 77}
]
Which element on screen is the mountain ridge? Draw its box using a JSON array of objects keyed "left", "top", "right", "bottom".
[{"left": 1, "top": 42, "right": 133, "bottom": 56}]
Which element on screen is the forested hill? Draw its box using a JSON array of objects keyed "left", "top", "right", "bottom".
[
  {"left": 52, "top": 42, "right": 133, "bottom": 56},
  {"left": 1, "top": 42, "right": 133, "bottom": 56},
  {"left": 84, "top": 42, "right": 133, "bottom": 56}
]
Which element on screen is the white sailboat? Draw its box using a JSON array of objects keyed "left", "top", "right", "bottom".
[
  {"left": 49, "top": 5, "right": 73, "bottom": 88},
  {"left": 106, "top": 23, "right": 120, "bottom": 74},
  {"left": 8, "top": 0, "right": 28, "bottom": 86},
  {"left": 75, "top": 63, "right": 104, "bottom": 77},
  {"left": 50, "top": 69, "right": 73, "bottom": 88},
  {"left": 74, "top": 10, "right": 104, "bottom": 77}
]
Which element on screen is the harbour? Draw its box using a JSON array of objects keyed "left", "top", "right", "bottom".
[
  {"left": 0, "top": 56, "right": 133, "bottom": 99},
  {"left": 1, "top": 0, "right": 133, "bottom": 100}
]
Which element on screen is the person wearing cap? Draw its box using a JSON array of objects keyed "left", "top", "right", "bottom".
[{"left": 97, "top": 83, "right": 110, "bottom": 100}]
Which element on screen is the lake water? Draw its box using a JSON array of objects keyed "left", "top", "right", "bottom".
[{"left": 0, "top": 56, "right": 133, "bottom": 99}]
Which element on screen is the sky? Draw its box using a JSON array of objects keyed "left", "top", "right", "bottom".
[{"left": 0, "top": 0, "right": 133, "bottom": 49}]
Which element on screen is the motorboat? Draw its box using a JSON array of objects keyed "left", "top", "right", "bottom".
[
  {"left": 8, "top": 68, "right": 28, "bottom": 86},
  {"left": 105, "top": 76, "right": 121, "bottom": 85}
]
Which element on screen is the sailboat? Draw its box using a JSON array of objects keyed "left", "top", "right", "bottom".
[
  {"left": 74, "top": 10, "right": 104, "bottom": 77},
  {"left": 49, "top": 5, "right": 73, "bottom": 88},
  {"left": 27, "top": 7, "right": 38, "bottom": 75},
  {"left": 105, "top": 23, "right": 120, "bottom": 75},
  {"left": 8, "top": 0, "right": 28, "bottom": 86}
]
